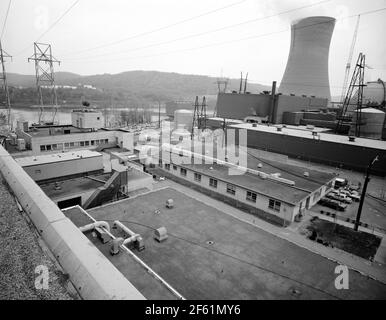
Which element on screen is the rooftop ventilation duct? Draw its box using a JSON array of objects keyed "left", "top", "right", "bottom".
[{"left": 304, "top": 171, "right": 309, "bottom": 177}]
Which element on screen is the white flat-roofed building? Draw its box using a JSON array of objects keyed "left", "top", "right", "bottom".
[{"left": 15, "top": 150, "right": 104, "bottom": 182}]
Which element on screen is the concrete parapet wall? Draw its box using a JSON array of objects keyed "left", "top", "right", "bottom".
[{"left": 0, "top": 145, "right": 145, "bottom": 300}]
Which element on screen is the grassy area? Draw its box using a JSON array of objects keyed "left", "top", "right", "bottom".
[{"left": 305, "top": 217, "right": 382, "bottom": 260}]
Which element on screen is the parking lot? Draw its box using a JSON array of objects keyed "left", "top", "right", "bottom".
[{"left": 311, "top": 185, "right": 386, "bottom": 232}]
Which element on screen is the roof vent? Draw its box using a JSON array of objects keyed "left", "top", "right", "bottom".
[
  {"left": 277, "top": 126, "right": 282, "bottom": 132},
  {"left": 54, "top": 182, "right": 61, "bottom": 190},
  {"left": 165, "top": 199, "right": 174, "bottom": 208},
  {"left": 209, "top": 166, "right": 213, "bottom": 170},
  {"left": 154, "top": 227, "right": 168, "bottom": 242},
  {"left": 312, "top": 131, "right": 318, "bottom": 136},
  {"left": 252, "top": 123, "right": 257, "bottom": 127},
  {"left": 257, "top": 163, "right": 262, "bottom": 168},
  {"left": 348, "top": 136, "right": 355, "bottom": 142},
  {"left": 304, "top": 171, "right": 309, "bottom": 177}
]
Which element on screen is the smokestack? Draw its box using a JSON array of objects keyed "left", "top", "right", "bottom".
[
  {"left": 279, "top": 16, "right": 336, "bottom": 100},
  {"left": 270, "top": 81, "right": 277, "bottom": 123},
  {"left": 239, "top": 72, "right": 243, "bottom": 94}
]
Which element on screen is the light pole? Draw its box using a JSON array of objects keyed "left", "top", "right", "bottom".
[{"left": 354, "top": 155, "right": 379, "bottom": 231}]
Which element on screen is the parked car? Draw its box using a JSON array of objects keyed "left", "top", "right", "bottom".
[
  {"left": 336, "top": 194, "right": 352, "bottom": 204},
  {"left": 349, "top": 194, "right": 361, "bottom": 202},
  {"left": 318, "top": 198, "right": 347, "bottom": 211},
  {"left": 334, "top": 178, "right": 348, "bottom": 189}
]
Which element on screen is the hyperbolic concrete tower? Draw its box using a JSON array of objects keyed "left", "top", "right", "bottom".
[{"left": 279, "top": 16, "right": 336, "bottom": 100}]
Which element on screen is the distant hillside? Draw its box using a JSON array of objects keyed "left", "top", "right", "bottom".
[{"left": 4, "top": 70, "right": 270, "bottom": 108}]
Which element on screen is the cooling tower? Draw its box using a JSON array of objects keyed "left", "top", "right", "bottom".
[{"left": 279, "top": 16, "right": 336, "bottom": 100}]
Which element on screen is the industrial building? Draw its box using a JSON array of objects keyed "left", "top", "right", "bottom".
[
  {"left": 230, "top": 123, "right": 386, "bottom": 176},
  {"left": 59, "top": 187, "right": 386, "bottom": 300},
  {"left": 15, "top": 149, "right": 153, "bottom": 209},
  {"left": 279, "top": 16, "right": 336, "bottom": 100},
  {"left": 6, "top": 109, "right": 130, "bottom": 156},
  {"left": 15, "top": 150, "right": 104, "bottom": 182},
  {"left": 145, "top": 144, "right": 336, "bottom": 226},
  {"left": 214, "top": 90, "right": 328, "bottom": 124}
]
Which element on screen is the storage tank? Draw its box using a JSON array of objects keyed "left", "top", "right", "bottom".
[
  {"left": 350, "top": 108, "right": 385, "bottom": 139},
  {"left": 279, "top": 16, "right": 336, "bottom": 100},
  {"left": 174, "top": 109, "right": 194, "bottom": 131}
]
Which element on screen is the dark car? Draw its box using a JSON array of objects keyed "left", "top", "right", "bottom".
[{"left": 318, "top": 198, "right": 347, "bottom": 211}]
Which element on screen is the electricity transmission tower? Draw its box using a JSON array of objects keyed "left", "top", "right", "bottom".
[
  {"left": 335, "top": 52, "right": 366, "bottom": 137},
  {"left": 28, "top": 42, "right": 60, "bottom": 124},
  {"left": 191, "top": 96, "right": 207, "bottom": 139},
  {"left": 0, "top": 40, "right": 12, "bottom": 129}
]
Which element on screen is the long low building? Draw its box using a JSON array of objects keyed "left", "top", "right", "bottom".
[
  {"left": 155, "top": 149, "right": 335, "bottom": 226},
  {"left": 15, "top": 150, "right": 104, "bottom": 182},
  {"left": 230, "top": 123, "right": 386, "bottom": 176}
]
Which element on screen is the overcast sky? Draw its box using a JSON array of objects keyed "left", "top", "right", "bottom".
[{"left": 1, "top": 0, "right": 385, "bottom": 96}]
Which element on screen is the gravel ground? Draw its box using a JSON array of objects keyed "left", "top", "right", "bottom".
[{"left": 0, "top": 175, "right": 76, "bottom": 300}]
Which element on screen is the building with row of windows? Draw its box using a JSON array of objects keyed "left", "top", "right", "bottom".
[{"left": 158, "top": 159, "right": 335, "bottom": 226}]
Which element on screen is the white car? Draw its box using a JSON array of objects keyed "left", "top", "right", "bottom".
[
  {"left": 159, "top": 176, "right": 166, "bottom": 181},
  {"left": 337, "top": 194, "right": 352, "bottom": 204},
  {"left": 349, "top": 194, "right": 361, "bottom": 202}
]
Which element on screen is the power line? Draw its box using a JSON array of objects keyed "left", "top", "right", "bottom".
[
  {"left": 62, "top": 0, "right": 331, "bottom": 60},
  {"left": 13, "top": 0, "right": 81, "bottom": 57},
  {"left": 104, "top": 219, "right": 342, "bottom": 299},
  {"left": 60, "top": 0, "right": 247, "bottom": 57},
  {"left": 63, "top": 6, "right": 386, "bottom": 65},
  {"left": 0, "top": 0, "right": 12, "bottom": 40}
]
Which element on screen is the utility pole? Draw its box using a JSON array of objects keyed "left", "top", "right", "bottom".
[
  {"left": 28, "top": 42, "right": 60, "bottom": 125},
  {"left": 158, "top": 101, "right": 161, "bottom": 129},
  {"left": 0, "top": 40, "right": 12, "bottom": 130},
  {"left": 354, "top": 155, "right": 379, "bottom": 231}
]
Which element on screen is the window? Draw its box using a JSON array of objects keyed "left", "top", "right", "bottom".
[
  {"left": 95, "top": 140, "right": 100, "bottom": 145},
  {"left": 40, "top": 145, "right": 46, "bottom": 151},
  {"left": 46, "top": 145, "right": 52, "bottom": 151},
  {"left": 80, "top": 141, "right": 85, "bottom": 147},
  {"left": 246, "top": 191, "right": 257, "bottom": 202},
  {"left": 52, "top": 144, "right": 58, "bottom": 150},
  {"left": 64, "top": 143, "right": 69, "bottom": 148},
  {"left": 35, "top": 169, "right": 41, "bottom": 174},
  {"left": 159, "top": 159, "right": 162, "bottom": 167},
  {"left": 104, "top": 139, "right": 108, "bottom": 144},
  {"left": 165, "top": 163, "right": 170, "bottom": 170},
  {"left": 209, "top": 178, "right": 217, "bottom": 188},
  {"left": 173, "top": 165, "right": 177, "bottom": 170},
  {"left": 91, "top": 140, "right": 95, "bottom": 146},
  {"left": 180, "top": 168, "right": 187, "bottom": 177},
  {"left": 64, "top": 129, "right": 70, "bottom": 134},
  {"left": 226, "top": 184, "right": 236, "bottom": 195},
  {"left": 194, "top": 173, "right": 201, "bottom": 182},
  {"left": 85, "top": 141, "right": 90, "bottom": 146},
  {"left": 268, "top": 199, "right": 281, "bottom": 212}
]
